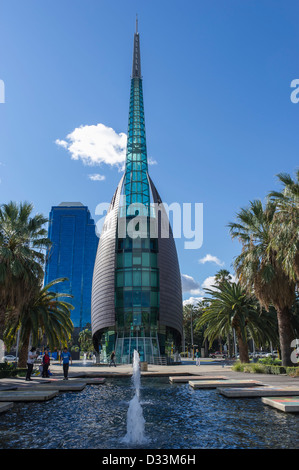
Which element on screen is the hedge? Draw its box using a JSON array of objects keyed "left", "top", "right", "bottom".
[
  {"left": 232, "top": 361, "right": 299, "bottom": 376},
  {"left": 0, "top": 362, "right": 27, "bottom": 378}
]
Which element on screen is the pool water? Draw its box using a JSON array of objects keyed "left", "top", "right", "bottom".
[{"left": 0, "top": 377, "right": 298, "bottom": 449}]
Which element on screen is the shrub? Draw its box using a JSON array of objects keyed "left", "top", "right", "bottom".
[
  {"left": 258, "top": 357, "right": 282, "bottom": 366},
  {"left": 286, "top": 367, "right": 299, "bottom": 377},
  {"left": 232, "top": 361, "right": 244, "bottom": 372},
  {"left": 0, "top": 362, "right": 19, "bottom": 378},
  {"left": 250, "top": 363, "right": 266, "bottom": 374},
  {"left": 232, "top": 361, "right": 288, "bottom": 375}
]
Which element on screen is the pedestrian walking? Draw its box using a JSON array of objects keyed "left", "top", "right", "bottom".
[
  {"left": 60, "top": 347, "right": 72, "bottom": 380},
  {"left": 25, "top": 347, "right": 38, "bottom": 381},
  {"left": 195, "top": 348, "right": 201, "bottom": 366},
  {"left": 42, "top": 350, "right": 51, "bottom": 378},
  {"left": 109, "top": 350, "right": 116, "bottom": 367}
]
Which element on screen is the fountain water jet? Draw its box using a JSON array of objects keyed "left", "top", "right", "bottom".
[{"left": 122, "top": 350, "right": 147, "bottom": 446}]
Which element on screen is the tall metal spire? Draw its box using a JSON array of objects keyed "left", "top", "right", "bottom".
[
  {"left": 124, "top": 20, "right": 149, "bottom": 214},
  {"left": 132, "top": 16, "right": 141, "bottom": 79}
]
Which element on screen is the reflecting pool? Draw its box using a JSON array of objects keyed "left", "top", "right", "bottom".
[{"left": 0, "top": 377, "right": 298, "bottom": 449}]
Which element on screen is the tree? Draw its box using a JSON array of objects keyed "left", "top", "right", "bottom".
[
  {"left": 4, "top": 278, "right": 74, "bottom": 367},
  {"left": 269, "top": 171, "right": 299, "bottom": 286},
  {"left": 78, "top": 328, "right": 93, "bottom": 354},
  {"left": 198, "top": 281, "right": 278, "bottom": 363},
  {"left": 214, "top": 269, "right": 233, "bottom": 286},
  {"left": 183, "top": 303, "right": 201, "bottom": 357},
  {"left": 228, "top": 199, "right": 296, "bottom": 366},
  {"left": 0, "top": 201, "right": 51, "bottom": 339}
]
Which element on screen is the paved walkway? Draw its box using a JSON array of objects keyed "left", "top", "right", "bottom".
[{"left": 1, "top": 358, "right": 299, "bottom": 387}]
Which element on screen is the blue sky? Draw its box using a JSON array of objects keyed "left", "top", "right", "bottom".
[{"left": 0, "top": 0, "right": 298, "bottom": 304}]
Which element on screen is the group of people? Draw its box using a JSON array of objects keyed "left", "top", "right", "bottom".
[{"left": 25, "top": 346, "right": 72, "bottom": 381}]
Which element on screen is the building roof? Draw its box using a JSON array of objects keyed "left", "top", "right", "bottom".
[{"left": 58, "top": 202, "right": 85, "bottom": 207}]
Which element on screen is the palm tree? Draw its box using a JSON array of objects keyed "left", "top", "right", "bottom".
[
  {"left": 0, "top": 201, "right": 51, "bottom": 339},
  {"left": 269, "top": 171, "right": 299, "bottom": 285},
  {"left": 214, "top": 269, "right": 233, "bottom": 286},
  {"left": 198, "top": 282, "right": 278, "bottom": 363},
  {"left": 4, "top": 278, "right": 74, "bottom": 367},
  {"left": 228, "top": 199, "right": 296, "bottom": 366}
]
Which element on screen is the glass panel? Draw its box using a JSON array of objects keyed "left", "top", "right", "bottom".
[
  {"left": 117, "top": 253, "right": 123, "bottom": 268},
  {"left": 124, "top": 252, "right": 132, "bottom": 267},
  {"left": 141, "top": 291, "right": 150, "bottom": 307},
  {"left": 151, "top": 270, "right": 158, "bottom": 287},
  {"left": 142, "top": 270, "right": 150, "bottom": 286},
  {"left": 142, "top": 252, "right": 150, "bottom": 266},
  {"left": 124, "top": 290, "right": 132, "bottom": 307},
  {"left": 132, "top": 290, "right": 141, "bottom": 306},
  {"left": 115, "top": 289, "right": 124, "bottom": 307},
  {"left": 133, "top": 311, "right": 141, "bottom": 326},
  {"left": 150, "top": 291, "right": 158, "bottom": 307},
  {"left": 124, "top": 310, "right": 133, "bottom": 324},
  {"left": 124, "top": 270, "right": 132, "bottom": 286},
  {"left": 133, "top": 269, "right": 141, "bottom": 286},
  {"left": 116, "top": 271, "right": 123, "bottom": 287},
  {"left": 150, "top": 253, "right": 157, "bottom": 268},
  {"left": 133, "top": 254, "right": 142, "bottom": 265}
]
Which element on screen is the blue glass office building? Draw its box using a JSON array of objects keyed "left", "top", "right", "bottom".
[{"left": 45, "top": 202, "right": 98, "bottom": 329}]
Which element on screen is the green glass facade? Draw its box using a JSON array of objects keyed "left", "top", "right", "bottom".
[{"left": 91, "top": 25, "right": 183, "bottom": 364}]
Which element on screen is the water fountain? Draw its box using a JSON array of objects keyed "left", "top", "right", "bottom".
[{"left": 122, "top": 349, "right": 147, "bottom": 446}]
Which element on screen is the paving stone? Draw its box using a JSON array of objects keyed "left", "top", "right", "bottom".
[
  {"left": 262, "top": 396, "right": 299, "bottom": 413},
  {"left": 0, "top": 402, "right": 13, "bottom": 413},
  {"left": 0, "top": 390, "right": 59, "bottom": 401},
  {"left": 27, "top": 381, "right": 86, "bottom": 392},
  {"left": 68, "top": 378, "right": 106, "bottom": 385},
  {"left": 189, "top": 379, "right": 264, "bottom": 389},
  {"left": 218, "top": 386, "right": 299, "bottom": 397},
  {"left": 0, "top": 385, "right": 18, "bottom": 391},
  {"left": 169, "top": 376, "right": 228, "bottom": 383}
]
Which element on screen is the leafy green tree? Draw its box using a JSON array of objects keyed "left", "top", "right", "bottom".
[
  {"left": 78, "top": 328, "right": 93, "bottom": 354},
  {"left": 0, "top": 201, "right": 51, "bottom": 339},
  {"left": 198, "top": 281, "right": 278, "bottom": 363},
  {"left": 4, "top": 278, "right": 74, "bottom": 367},
  {"left": 228, "top": 199, "right": 296, "bottom": 366}
]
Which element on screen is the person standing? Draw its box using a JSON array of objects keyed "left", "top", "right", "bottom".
[
  {"left": 42, "top": 350, "right": 51, "bottom": 378},
  {"left": 195, "top": 348, "right": 201, "bottom": 366},
  {"left": 109, "top": 350, "right": 116, "bottom": 367},
  {"left": 25, "top": 347, "right": 37, "bottom": 381},
  {"left": 60, "top": 347, "right": 72, "bottom": 380}
]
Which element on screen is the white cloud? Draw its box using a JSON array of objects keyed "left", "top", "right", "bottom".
[
  {"left": 181, "top": 274, "right": 203, "bottom": 295},
  {"left": 201, "top": 276, "right": 218, "bottom": 291},
  {"left": 88, "top": 173, "right": 106, "bottom": 181},
  {"left": 183, "top": 296, "right": 204, "bottom": 307},
  {"left": 199, "top": 254, "right": 225, "bottom": 267},
  {"left": 201, "top": 273, "right": 238, "bottom": 292},
  {"left": 56, "top": 123, "right": 127, "bottom": 168},
  {"left": 56, "top": 123, "right": 158, "bottom": 174}
]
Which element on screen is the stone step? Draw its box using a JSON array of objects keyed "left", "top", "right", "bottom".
[
  {"left": 262, "top": 396, "right": 299, "bottom": 413},
  {"left": 68, "top": 378, "right": 105, "bottom": 385},
  {"left": 0, "top": 402, "right": 13, "bottom": 413},
  {"left": 0, "top": 390, "right": 59, "bottom": 401},
  {"left": 189, "top": 379, "right": 264, "bottom": 389},
  {"left": 26, "top": 381, "right": 86, "bottom": 392},
  {"left": 170, "top": 375, "right": 228, "bottom": 383},
  {"left": 218, "top": 386, "right": 299, "bottom": 398}
]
